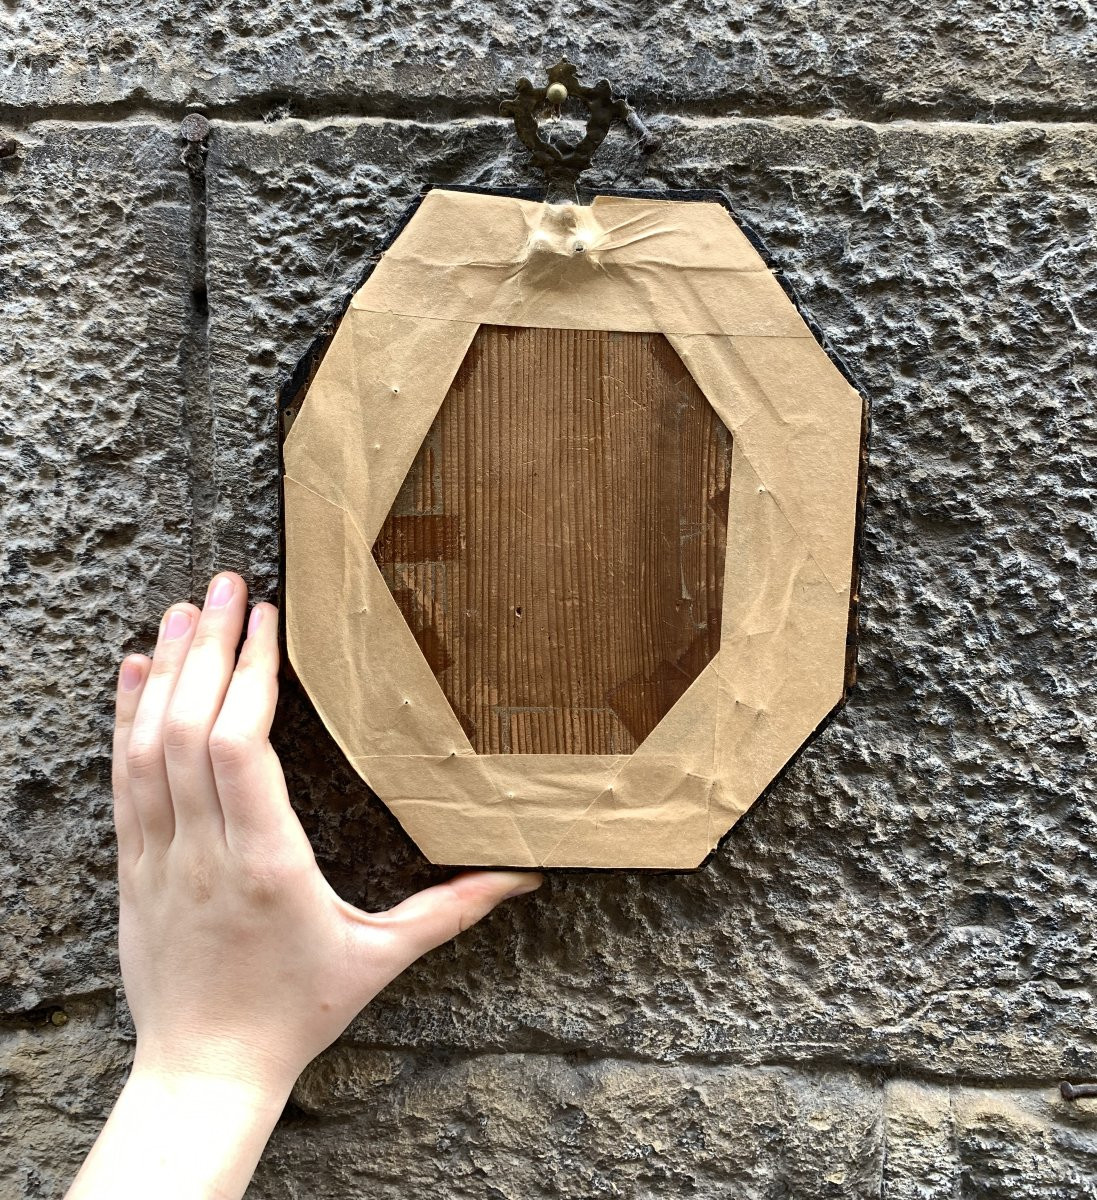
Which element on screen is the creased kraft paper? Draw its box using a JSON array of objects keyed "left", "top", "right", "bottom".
[{"left": 282, "top": 189, "right": 865, "bottom": 870}]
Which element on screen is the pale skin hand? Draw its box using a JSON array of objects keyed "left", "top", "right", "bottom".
[{"left": 67, "top": 572, "right": 542, "bottom": 1200}]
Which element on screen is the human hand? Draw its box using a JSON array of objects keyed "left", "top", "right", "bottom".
[{"left": 68, "top": 572, "right": 541, "bottom": 1200}]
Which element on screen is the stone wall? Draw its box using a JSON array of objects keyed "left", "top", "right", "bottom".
[{"left": 2, "top": 7, "right": 1095, "bottom": 1197}]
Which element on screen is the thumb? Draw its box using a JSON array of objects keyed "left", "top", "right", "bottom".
[{"left": 369, "top": 870, "right": 543, "bottom": 968}]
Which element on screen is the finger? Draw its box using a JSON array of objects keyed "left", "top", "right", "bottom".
[
  {"left": 126, "top": 604, "right": 200, "bottom": 849},
  {"left": 366, "top": 871, "right": 543, "bottom": 968},
  {"left": 162, "top": 573, "right": 248, "bottom": 836},
  {"left": 212, "top": 603, "right": 307, "bottom": 852},
  {"left": 112, "top": 654, "right": 151, "bottom": 863}
]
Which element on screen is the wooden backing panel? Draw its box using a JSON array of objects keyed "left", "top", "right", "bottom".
[{"left": 373, "top": 325, "right": 732, "bottom": 755}]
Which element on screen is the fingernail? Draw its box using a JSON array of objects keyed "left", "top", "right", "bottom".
[
  {"left": 247, "top": 606, "right": 262, "bottom": 637},
  {"left": 119, "top": 658, "right": 144, "bottom": 692},
  {"left": 503, "top": 875, "right": 543, "bottom": 900},
  {"left": 163, "top": 609, "right": 193, "bottom": 641},
  {"left": 207, "top": 575, "right": 235, "bottom": 609}
]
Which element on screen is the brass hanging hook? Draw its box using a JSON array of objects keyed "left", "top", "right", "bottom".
[{"left": 500, "top": 59, "right": 659, "bottom": 202}]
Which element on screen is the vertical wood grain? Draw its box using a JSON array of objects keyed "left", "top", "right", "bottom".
[{"left": 372, "top": 325, "right": 732, "bottom": 755}]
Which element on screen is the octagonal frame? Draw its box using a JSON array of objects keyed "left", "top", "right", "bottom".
[{"left": 281, "top": 187, "right": 867, "bottom": 870}]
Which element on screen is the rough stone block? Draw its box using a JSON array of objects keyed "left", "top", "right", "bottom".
[
  {"left": 951, "top": 1087, "right": 1097, "bottom": 1197},
  {"left": 0, "top": 999, "right": 131, "bottom": 1196},
  {"left": 883, "top": 1079, "right": 1097, "bottom": 1198},
  {"left": 259, "top": 1050, "right": 883, "bottom": 1198},
  {"left": 882, "top": 1081, "right": 957, "bottom": 1200},
  {"left": 204, "top": 115, "right": 1096, "bottom": 1083},
  {"left": 0, "top": 124, "right": 196, "bottom": 1011},
  {"left": 2, "top": 4, "right": 1094, "bottom": 120}
]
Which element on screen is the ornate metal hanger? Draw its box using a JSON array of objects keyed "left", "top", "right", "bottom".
[{"left": 500, "top": 58, "right": 657, "bottom": 202}]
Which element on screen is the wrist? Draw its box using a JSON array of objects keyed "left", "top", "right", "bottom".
[
  {"left": 130, "top": 1036, "right": 300, "bottom": 1111},
  {"left": 125, "top": 1056, "right": 294, "bottom": 1122}
]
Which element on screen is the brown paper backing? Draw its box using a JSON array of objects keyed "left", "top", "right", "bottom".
[
  {"left": 282, "top": 189, "right": 866, "bottom": 870},
  {"left": 370, "top": 324, "right": 733, "bottom": 757}
]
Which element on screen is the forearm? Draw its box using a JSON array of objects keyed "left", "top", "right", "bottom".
[{"left": 66, "top": 1066, "right": 291, "bottom": 1200}]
